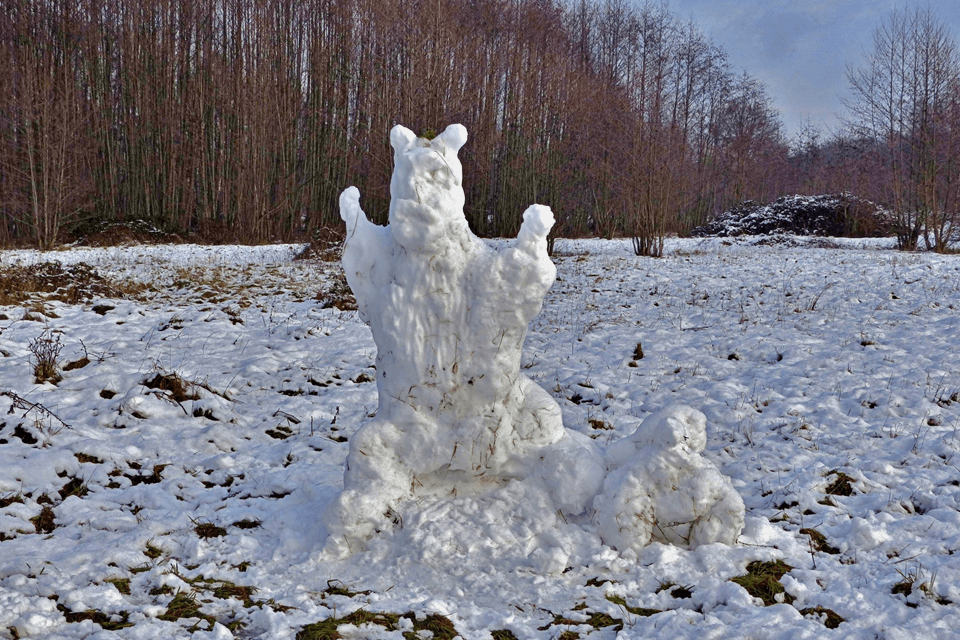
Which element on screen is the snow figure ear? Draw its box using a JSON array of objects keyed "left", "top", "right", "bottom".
[
  {"left": 436, "top": 124, "right": 468, "bottom": 154},
  {"left": 628, "top": 405, "right": 707, "bottom": 452},
  {"left": 390, "top": 125, "right": 417, "bottom": 153}
]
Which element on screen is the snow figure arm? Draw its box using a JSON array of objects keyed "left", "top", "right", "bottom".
[
  {"left": 488, "top": 204, "right": 557, "bottom": 328},
  {"left": 517, "top": 204, "right": 554, "bottom": 256},
  {"left": 339, "top": 186, "right": 390, "bottom": 323}
]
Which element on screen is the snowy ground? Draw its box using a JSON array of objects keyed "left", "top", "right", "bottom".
[{"left": 1, "top": 235, "right": 959, "bottom": 639}]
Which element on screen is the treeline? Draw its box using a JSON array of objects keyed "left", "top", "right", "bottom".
[
  {"left": 0, "top": 0, "right": 793, "bottom": 251},
  {"left": 799, "top": 6, "right": 960, "bottom": 251}
]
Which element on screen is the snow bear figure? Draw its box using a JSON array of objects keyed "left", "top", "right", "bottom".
[
  {"left": 594, "top": 405, "right": 745, "bottom": 554},
  {"left": 325, "top": 124, "right": 604, "bottom": 553}
]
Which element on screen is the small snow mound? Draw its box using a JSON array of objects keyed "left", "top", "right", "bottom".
[{"left": 594, "top": 405, "right": 744, "bottom": 554}]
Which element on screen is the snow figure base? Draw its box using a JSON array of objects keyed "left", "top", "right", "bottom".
[
  {"left": 325, "top": 124, "right": 604, "bottom": 553},
  {"left": 594, "top": 405, "right": 745, "bottom": 554}
]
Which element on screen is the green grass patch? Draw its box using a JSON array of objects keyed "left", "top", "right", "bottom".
[
  {"left": 297, "top": 611, "right": 460, "bottom": 640},
  {"left": 158, "top": 591, "right": 216, "bottom": 628},
  {"left": 539, "top": 611, "right": 624, "bottom": 632},
  {"left": 106, "top": 577, "right": 131, "bottom": 595},
  {"left": 211, "top": 581, "right": 258, "bottom": 607},
  {"left": 403, "top": 613, "right": 459, "bottom": 640},
  {"left": 604, "top": 594, "right": 661, "bottom": 616},
  {"left": 58, "top": 477, "right": 88, "bottom": 501},
  {"left": 297, "top": 610, "right": 401, "bottom": 640},
  {"left": 731, "top": 560, "right": 795, "bottom": 606},
  {"left": 56, "top": 604, "right": 134, "bottom": 630},
  {"left": 144, "top": 540, "right": 163, "bottom": 559}
]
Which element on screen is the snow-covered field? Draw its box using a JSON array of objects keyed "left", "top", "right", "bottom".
[{"left": 1, "top": 236, "right": 959, "bottom": 639}]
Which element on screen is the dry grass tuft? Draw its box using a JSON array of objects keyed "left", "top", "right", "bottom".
[
  {"left": 30, "top": 330, "right": 63, "bottom": 384},
  {"left": 799, "top": 605, "right": 844, "bottom": 628},
  {"left": 800, "top": 527, "right": 840, "bottom": 554},
  {"left": 0, "top": 262, "right": 143, "bottom": 305},
  {"left": 143, "top": 372, "right": 200, "bottom": 403},
  {"left": 194, "top": 521, "right": 227, "bottom": 539},
  {"left": 824, "top": 471, "right": 855, "bottom": 496},
  {"left": 31, "top": 505, "right": 57, "bottom": 533}
]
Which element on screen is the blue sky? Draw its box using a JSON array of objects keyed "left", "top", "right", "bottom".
[{"left": 663, "top": 1, "right": 960, "bottom": 141}]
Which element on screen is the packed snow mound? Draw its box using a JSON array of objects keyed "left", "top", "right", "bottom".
[
  {"left": 326, "top": 124, "right": 605, "bottom": 554},
  {"left": 595, "top": 405, "right": 745, "bottom": 554},
  {"left": 691, "top": 194, "right": 892, "bottom": 238},
  {"left": 361, "top": 480, "right": 603, "bottom": 576}
]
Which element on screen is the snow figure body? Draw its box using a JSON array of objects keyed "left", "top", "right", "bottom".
[
  {"left": 326, "top": 124, "right": 604, "bottom": 552},
  {"left": 594, "top": 405, "right": 745, "bottom": 554}
]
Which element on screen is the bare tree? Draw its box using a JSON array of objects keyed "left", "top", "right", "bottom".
[
  {"left": 846, "top": 6, "right": 960, "bottom": 251},
  {"left": 1, "top": 0, "right": 91, "bottom": 248}
]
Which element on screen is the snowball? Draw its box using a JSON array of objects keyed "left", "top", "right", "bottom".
[
  {"left": 594, "top": 405, "right": 744, "bottom": 553},
  {"left": 325, "top": 124, "right": 601, "bottom": 551}
]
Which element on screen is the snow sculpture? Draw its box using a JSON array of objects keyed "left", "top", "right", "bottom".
[
  {"left": 594, "top": 405, "right": 745, "bottom": 554},
  {"left": 324, "top": 124, "right": 743, "bottom": 558},
  {"left": 325, "top": 124, "right": 605, "bottom": 552}
]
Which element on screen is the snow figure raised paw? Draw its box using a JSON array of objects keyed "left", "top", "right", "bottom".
[
  {"left": 325, "top": 124, "right": 604, "bottom": 554},
  {"left": 594, "top": 405, "right": 745, "bottom": 554}
]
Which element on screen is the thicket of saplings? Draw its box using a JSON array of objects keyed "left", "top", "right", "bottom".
[{"left": 1, "top": 1, "right": 957, "bottom": 252}]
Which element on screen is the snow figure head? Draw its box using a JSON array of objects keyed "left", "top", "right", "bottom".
[
  {"left": 388, "top": 124, "right": 467, "bottom": 218},
  {"left": 327, "top": 124, "right": 605, "bottom": 555},
  {"left": 594, "top": 405, "right": 745, "bottom": 554}
]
